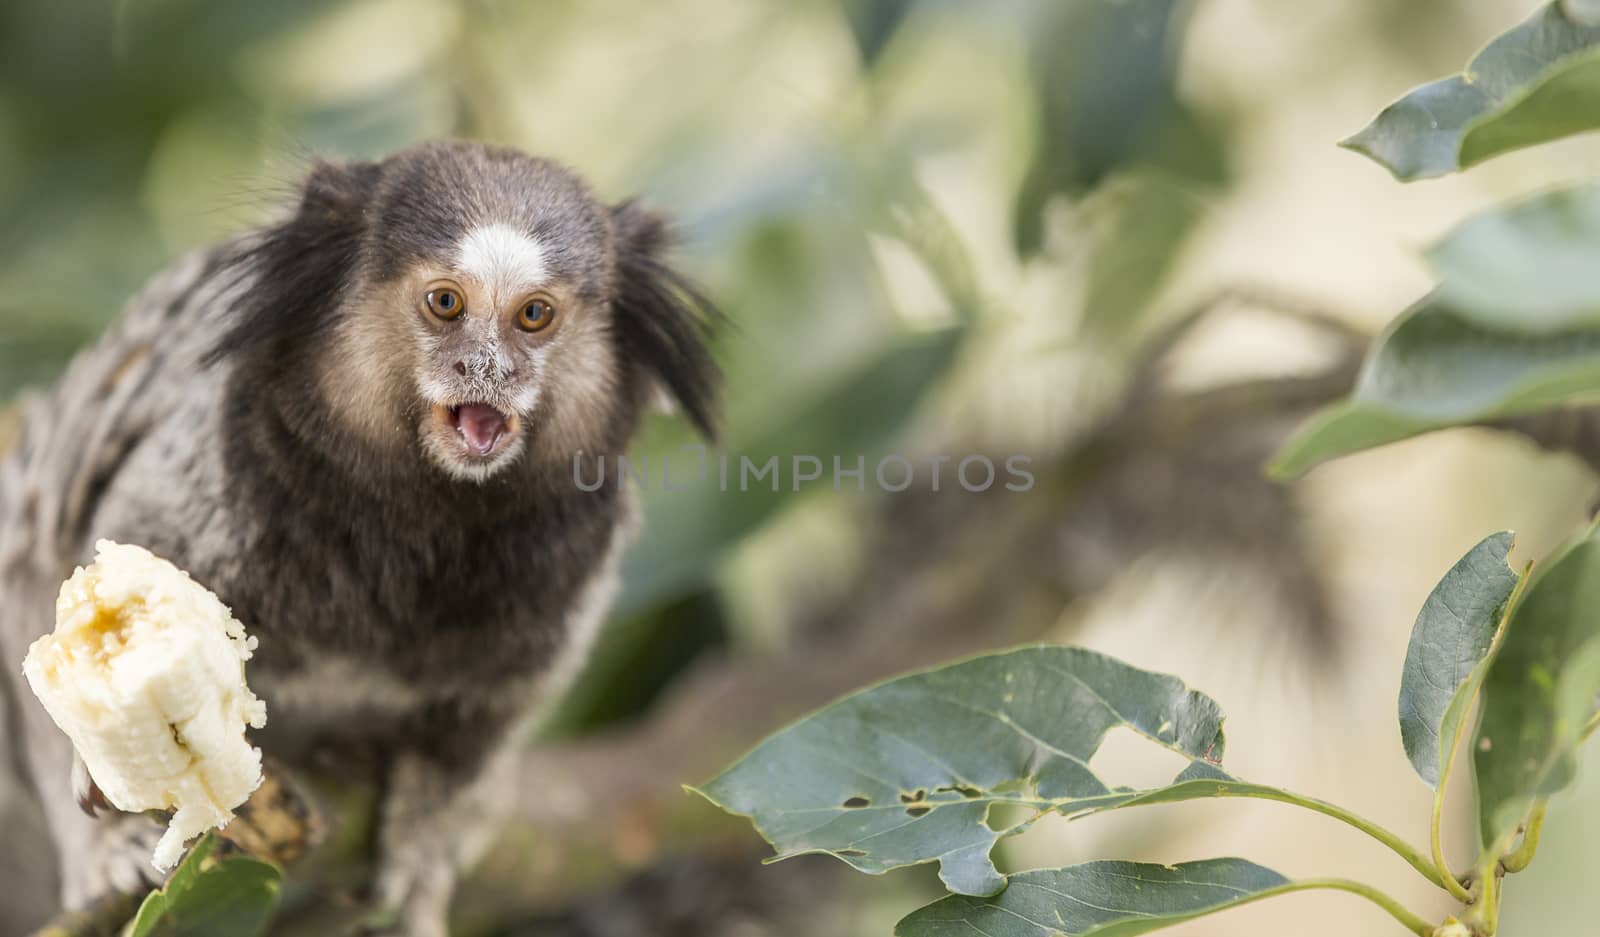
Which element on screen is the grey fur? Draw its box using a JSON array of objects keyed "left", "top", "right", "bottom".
[{"left": 0, "top": 141, "right": 718, "bottom": 935}]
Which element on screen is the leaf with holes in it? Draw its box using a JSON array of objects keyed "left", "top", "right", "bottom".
[
  {"left": 690, "top": 646, "right": 1227, "bottom": 896},
  {"left": 894, "top": 858, "right": 1291, "bottom": 937},
  {"left": 1399, "top": 532, "right": 1520, "bottom": 788},
  {"left": 1474, "top": 526, "right": 1600, "bottom": 847},
  {"left": 1267, "top": 297, "right": 1600, "bottom": 478},
  {"left": 1345, "top": 4, "right": 1600, "bottom": 181}
]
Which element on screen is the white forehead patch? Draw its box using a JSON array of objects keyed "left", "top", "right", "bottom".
[{"left": 455, "top": 224, "right": 548, "bottom": 302}]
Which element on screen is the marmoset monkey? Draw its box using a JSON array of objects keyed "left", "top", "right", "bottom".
[{"left": 0, "top": 140, "right": 719, "bottom": 935}]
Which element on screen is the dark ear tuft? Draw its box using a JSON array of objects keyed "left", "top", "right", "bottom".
[
  {"left": 206, "top": 159, "right": 379, "bottom": 364},
  {"left": 610, "top": 201, "right": 722, "bottom": 439}
]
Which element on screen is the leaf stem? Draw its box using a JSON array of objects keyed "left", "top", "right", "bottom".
[
  {"left": 1431, "top": 722, "right": 1474, "bottom": 903},
  {"left": 1499, "top": 802, "right": 1547, "bottom": 874},
  {"left": 1430, "top": 796, "right": 1472, "bottom": 901},
  {"left": 1461, "top": 864, "right": 1502, "bottom": 936},
  {"left": 1460, "top": 825, "right": 1523, "bottom": 937},
  {"left": 1287, "top": 879, "right": 1436, "bottom": 937},
  {"left": 1060, "top": 781, "right": 1454, "bottom": 892},
  {"left": 1208, "top": 787, "right": 1455, "bottom": 893}
]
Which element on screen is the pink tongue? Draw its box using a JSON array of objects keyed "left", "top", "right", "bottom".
[{"left": 457, "top": 404, "right": 507, "bottom": 456}]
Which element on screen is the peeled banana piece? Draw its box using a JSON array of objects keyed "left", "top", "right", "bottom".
[{"left": 22, "top": 540, "right": 268, "bottom": 871}]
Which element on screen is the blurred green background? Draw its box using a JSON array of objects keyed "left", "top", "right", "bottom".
[{"left": 3, "top": 0, "right": 1599, "bottom": 935}]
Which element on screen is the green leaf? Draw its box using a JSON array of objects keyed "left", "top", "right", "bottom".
[
  {"left": 1429, "top": 185, "right": 1600, "bottom": 332},
  {"left": 894, "top": 858, "right": 1290, "bottom": 937},
  {"left": 1269, "top": 184, "right": 1600, "bottom": 477},
  {"left": 1267, "top": 403, "right": 1433, "bottom": 481},
  {"left": 1474, "top": 527, "right": 1600, "bottom": 847},
  {"left": 1398, "top": 532, "right": 1519, "bottom": 788},
  {"left": 1268, "top": 298, "right": 1600, "bottom": 478},
  {"left": 126, "top": 834, "right": 282, "bottom": 937},
  {"left": 127, "top": 833, "right": 220, "bottom": 935},
  {"left": 1013, "top": 0, "right": 1206, "bottom": 252},
  {"left": 1079, "top": 173, "right": 1206, "bottom": 343},
  {"left": 692, "top": 646, "right": 1227, "bottom": 897},
  {"left": 1458, "top": 49, "right": 1600, "bottom": 169},
  {"left": 1344, "top": 4, "right": 1600, "bottom": 180}
]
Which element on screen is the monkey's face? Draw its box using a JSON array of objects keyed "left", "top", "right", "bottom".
[
  {"left": 398, "top": 223, "right": 615, "bottom": 482},
  {"left": 319, "top": 150, "right": 624, "bottom": 483},
  {"left": 239, "top": 142, "right": 716, "bottom": 485}
]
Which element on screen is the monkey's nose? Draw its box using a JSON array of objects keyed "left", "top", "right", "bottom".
[{"left": 454, "top": 358, "right": 517, "bottom": 380}]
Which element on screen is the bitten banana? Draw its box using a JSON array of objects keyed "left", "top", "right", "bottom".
[{"left": 21, "top": 540, "right": 268, "bottom": 870}]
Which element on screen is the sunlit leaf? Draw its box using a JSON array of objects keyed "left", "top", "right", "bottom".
[
  {"left": 1268, "top": 298, "right": 1600, "bottom": 478},
  {"left": 1399, "top": 532, "right": 1519, "bottom": 787},
  {"left": 1344, "top": 4, "right": 1600, "bottom": 180},
  {"left": 693, "top": 646, "right": 1228, "bottom": 897},
  {"left": 1474, "top": 525, "right": 1600, "bottom": 846},
  {"left": 894, "top": 858, "right": 1290, "bottom": 937},
  {"left": 126, "top": 833, "right": 282, "bottom": 937}
]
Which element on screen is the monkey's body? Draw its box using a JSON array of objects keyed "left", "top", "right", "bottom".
[{"left": 0, "top": 141, "right": 717, "bottom": 935}]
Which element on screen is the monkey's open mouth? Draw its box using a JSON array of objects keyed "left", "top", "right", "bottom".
[{"left": 437, "top": 403, "right": 519, "bottom": 459}]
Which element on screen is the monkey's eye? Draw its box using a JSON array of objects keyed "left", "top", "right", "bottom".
[
  {"left": 425, "top": 285, "right": 466, "bottom": 321},
  {"left": 517, "top": 296, "right": 557, "bottom": 332}
]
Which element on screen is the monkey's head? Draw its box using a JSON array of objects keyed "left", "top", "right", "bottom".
[{"left": 220, "top": 141, "right": 718, "bottom": 484}]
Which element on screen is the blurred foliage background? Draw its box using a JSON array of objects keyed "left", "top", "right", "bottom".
[{"left": 3, "top": 0, "right": 1600, "bottom": 935}]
